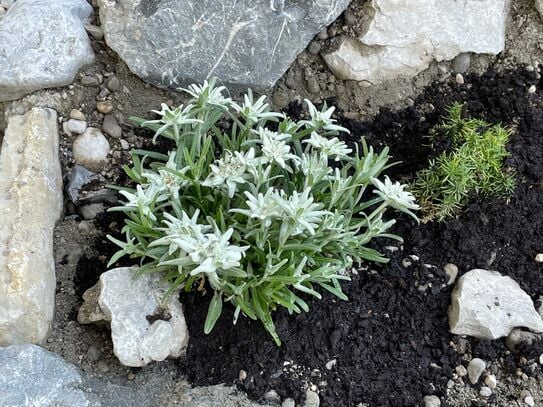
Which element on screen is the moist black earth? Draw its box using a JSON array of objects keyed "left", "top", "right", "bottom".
[
  {"left": 75, "top": 67, "right": 543, "bottom": 407},
  {"left": 179, "top": 68, "right": 543, "bottom": 407}
]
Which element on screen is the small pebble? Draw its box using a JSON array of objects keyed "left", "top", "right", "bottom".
[
  {"left": 66, "top": 119, "right": 87, "bottom": 134},
  {"left": 81, "top": 75, "right": 99, "bottom": 87},
  {"left": 317, "top": 28, "right": 328, "bottom": 40},
  {"left": 423, "top": 395, "right": 441, "bottom": 407},
  {"left": 238, "top": 370, "right": 247, "bottom": 381},
  {"left": 282, "top": 399, "right": 296, "bottom": 407},
  {"left": 304, "top": 389, "right": 320, "bottom": 407},
  {"left": 120, "top": 139, "right": 130, "bottom": 150},
  {"left": 307, "top": 77, "right": 320, "bottom": 93},
  {"left": 344, "top": 10, "right": 357, "bottom": 25},
  {"left": 484, "top": 374, "right": 497, "bottom": 389},
  {"left": 80, "top": 203, "right": 105, "bottom": 220},
  {"left": 72, "top": 127, "right": 110, "bottom": 171},
  {"left": 325, "top": 359, "right": 337, "bottom": 370},
  {"left": 467, "top": 358, "right": 486, "bottom": 384},
  {"left": 452, "top": 53, "right": 471, "bottom": 73},
  {"left": 535, "top": 253, "right": 543, "bottom": 263},
  {"left": 528, "top": 85, "right": 537, "bottom": 94},
  {"left": 444, "top": 263, "right": 459, "bottom": 285},
  {"left": 86, "top": 345, "right": 101, "bottom": 362},
  {"left": 479, "top": 387, "right": 492, "bottom": 398},
  {"left": 97, "top": 100, "right": 113, "bottom": 114},
  {"left": 102, "top": 114, "right": 122, "bottom": 139},
  {"left": 308, "top": 41, "right": 321, "bottom": 55},
  {"left": 525, "top": 396, "right": 535, "bottom": 407},
  {"left": 85, "top": 24, "right": 104, "bottom": 40},
  {"left": 455, "top": 73, "right": 465, "bottom": 85},
  {"left": 96, "top": 361, "right": 110, "bottom": 373},
  {"left": 455, "top": 365, "right": 467, "bottom": 377},
  {"left": 70, "top": 109, "right": 86, "bottom": 121},
  {"left": 264, "top": 390, "right": 281, "bottom": 402},
  {"left": 127, "top": 372, "right": 135, "bottom": 380},
  {"left": 107, "top": 76, "right": 120, "bottom": 92}
]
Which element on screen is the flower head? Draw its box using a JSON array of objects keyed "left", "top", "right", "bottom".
[
  {"left": 181, "top": 78, "right": 232, "bottom": 109},
  {"left": 202, "top": 149, "right": 254, "bottom": 197},
  {"left": 231, "top": 188, "right": 284, "bottom": 227},
  {"left": 232, "top": 89, "right": 283, "bottom": 123},
  {"left": 142, "top": 103, "right": 203, "bottom": 142},
  {"left": 143, "top": 151, "right": 189, "bottom": 200},
  {"left": 372, "top": 176, "right": 420, "bottom": 220},
  {"left": 257, "top": 128, "right": 299, "bottom": 170},
  {"left": 275, "top": 188, "right": 329, "bottom": 236},
  {"left": 118, "top": 185, "right": 167, "bottom": 221},
  {"left": 299, "top": 99, "right": 349, "bottom": 133},
  {"left": 303, "top": 132, "right": 352, "bottom": 160}
]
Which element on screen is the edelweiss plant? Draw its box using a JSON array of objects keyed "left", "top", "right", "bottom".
[{"left": 108, "top": 79, "right": 418, "bottom": 345}]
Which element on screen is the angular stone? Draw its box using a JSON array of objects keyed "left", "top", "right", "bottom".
[
  {"left": 67, "top": 165, "right": 118, "bottom": 206},
  {"left": 0, "top": 0, "right": 94, "bottom": 102},
  {"left": 78, "top": 282, "right": 107, "bottom": 325},
  {"left": 449, "top": 269, "right": 543, "bottom": 340},
  {"left": 0, "top": 108, "right": 63, "bottom": 346},
  {"left": 80, "top": 267, "right": 189, "bottom": 367},
  {"left": 0, "top": 344, "right": 149, "bottom": 406},
  {"left": 324, "top": 0, "right": 509, "bottom": 84},
  {"left": 97, "top": 0, "right": 350, "bottom": 91}
]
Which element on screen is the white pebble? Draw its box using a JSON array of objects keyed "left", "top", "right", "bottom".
[
  {"left": 484, "top": 374, "right": 497, "bottom": 389},
  {"left": 479, "top": 387, "right": 492, "bottom": 397},
  {"left": 467, "top": 358, "right": 486, "bottom": 384},
  {"left": 72, "top": 128, "right": 110, "bottom": 171},
  {"left": 423, "top": 395, "right": 441, "bottom": 407},
  {"left": 528, "top": 85, "right": 537, "bottom": 94},
  {"left": 66, "top": 119, "right": 87, "bottom": 134},
  {"left": 455, "top": 73, "right": 465, "bottom": 85},
  {"left": 120, "top": 139, "right": 130, "bottom": 150},
  {"left": 525, "top": 396, "right": 535, "bottom": 407},
  {"left": 304, "top": 389, "right": 320, "bottom": 407},
  {"left": 325, "top": 359, "right": 337, "bottom": 370},
  {"left": 535, "top": 253, "right": 543, "bottom": 263}
]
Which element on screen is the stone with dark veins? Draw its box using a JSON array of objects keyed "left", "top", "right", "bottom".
[{"left": 98, "top": 0, "right": 350, "bottom": 91}]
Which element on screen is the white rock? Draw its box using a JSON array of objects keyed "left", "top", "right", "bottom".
[
  {"left": 423, "top": 395, "right": 441, "bottom": 407},
  {"left": 449, "top": 269, "right": 543, "bottom": 339},
  {"left": 444, "top": 263, "right": 459, "bottom": 285},
  {"left": 304, "top": 389, "right": 320, "bottom": 407},
  {"left": 66, "top": 118, "right": 87, "bottom": 134},
  {"left": 525, "top": 396, "right": 535, "bottom": 407},
  {"left": 535, "top": 253, "right": 543, "bottom": 263},
  {"left": 467, "top": 358, "right": 486, "bottom": 384},
  {"left": 484, "top": 374, "right": 497, "bottom": 389},
  {"left": 479, "top": 386, "right": 492, "bottom": 397},
  {"left": 72, "top": 127, "right": 110, "bottom": 171},
  {"left": 323, "top": 0, "right": 509, "bottom": 84},
  {"left": 82, "top": 267, "right": 189, "bottom": 367},
  {"left": 0, "top": 0, "right": 94, "bottom": 101},
  {"left": 0, "top": 108, "right": 62, "bottom": 345}
]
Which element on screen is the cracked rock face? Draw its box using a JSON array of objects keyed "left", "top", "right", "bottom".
[
  {"left": 0, "top": 0, "right": 94, "bottom": 102},
  {"left": 98, "top": 0, "right": 350, "bottom": 91},
  {"left": 80, "top": 267, "right": 189, "bottom": 367},
  {"left": 0, "top": 108, "right": 63, "bottom": 346},
  {"left": 324, "top": 0, "right": 509, "bottom": 84},
  {"left": 449, "top": 269, "right": 543, "bottom": 340}
]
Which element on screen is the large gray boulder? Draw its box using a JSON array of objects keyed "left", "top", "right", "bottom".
[
  {"left": 449, "top": 269, "right": 543, "bottom": 340},
  {"left": 0, "top": 108, "right": 63, "bottom": 346},
  {"left": 97, "top": 0, "right": 350, "bottom": 91},
  {"left": 0, "top": 0, "right": 94, "bottom": 102},
  {"left": 79, "top": 267, "right": 189, "bottom": 367},
  {"left": 324, "top": 0, "right": 509, "bottom": 84}
]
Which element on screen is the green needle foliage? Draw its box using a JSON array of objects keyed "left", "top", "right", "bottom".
[
  {"left": 412, "top": 103, "right": 515, "bottom": 221},
  {"left": 107, "top": 79, "right": 418, "bottom": 345}
]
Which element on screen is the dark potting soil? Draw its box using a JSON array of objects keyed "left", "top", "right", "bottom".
[
  {"left": 178, "top": 68, "right": 543, "bottom": 407},
  {"left": 74, "top": 68, "right": 543, "bottom": 406}
]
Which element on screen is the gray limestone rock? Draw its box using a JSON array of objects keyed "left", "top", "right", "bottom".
[
  {"left": 323, "top": 0, "right": 509, "bottom": 84},
  {"left": 0, "top": 108, "right": 63, "bottom": 346},
  {"left": 80, "top": 267, "right": 189, "bottom": 367},
  {"left": 449, "top": 269, "right": 543, "bottom": 340},
  {"left": 97, "top": 0, "right": 350, "bottom": 91},
  {"left": 0, "top": 0, "right": 94, "bottom": 101}
]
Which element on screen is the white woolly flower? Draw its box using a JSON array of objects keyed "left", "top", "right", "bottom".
[
  {"left": 257, "top": 128, "right": 299, "bottom": 169},
  {"left": 181, "top": 79, "right": 232, "bottom": 109},
  {"left": 303, "top": 132, "right": 352, "bottom": 160},
  {"left": 202, "top": 149, "right": 254, "bottom": 197},
  {"left": 151, "top": 210, "right": 211, "bottom": 255},
  {"left": 232, "top": 89, "right": 283, "bottom": 123},
  {"left": 118, "top": 185, "right": 167, "bottom": 221},
  {"left": 275, "top": 188, "right": 329, "bottom": 236},
  {"left": 143, "top": 151, "right": 189, "bottom": 200},
  {"left": 299, "top": 152, "right": 333, "bottom": 179},
  {"left": 372, "top": 176, "right": 420, "bottom": 220},
  {"left": 231, "top": 188, "right": 284, "bottom": 227},
  {"left": 142, "top": 103, "right": 203, "bottom": 142},
  {"left": 299, "top": 99, "right": 349, "bottom": 133}
]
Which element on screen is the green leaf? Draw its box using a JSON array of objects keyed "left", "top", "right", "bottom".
[{"left": 204, "top": 291, "right": 223, "bottom": 334}]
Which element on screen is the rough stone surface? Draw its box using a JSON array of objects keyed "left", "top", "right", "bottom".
[
  {"left": 66, "top": 165, "right": 117, "bottom": 205},
  {"left": 80, "top": 267, "right": 189, "bottom": 367},
  {"left": 324, "top": 0, "right": 509, "bottom": 83},
  {"left": 72, "top": 127, "right": 110, "bottom": 171},
  {"left": 0, "top": 344, "right": 149, "bottom": 406},
  {"left": 0, "top": 0, "right": 94, "bottom": 101},
  {"left": 0, "top": 108, "right": 62, "bottom": 345},
  {"left": 97, "top": 0, "right": 350, "bottom": 91},
  {"left": 449, "top": 269, "right": 543, "bottom": 340}
]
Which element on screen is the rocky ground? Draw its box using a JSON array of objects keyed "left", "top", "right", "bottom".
[{"left": 1, "top": 0, "right": 543, "bottom": 406}]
